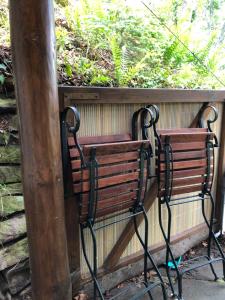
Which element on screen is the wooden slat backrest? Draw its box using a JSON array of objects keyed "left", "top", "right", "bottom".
[
  {"left": 67, "top": 134, "right": 150, "bottom": 223},
  {"left": 157, "top": 128, "right": 214, "bottom": 197},
  {"left": 68, "top": 133, "right": 131, "bottom": 146}
]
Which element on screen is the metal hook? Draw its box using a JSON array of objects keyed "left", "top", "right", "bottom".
[
  {"left": 198, "top": 105, "right": 218, "bottom": 131},
  {"left": 132, "top": 105, "right": 159, "bottom": 140},
  {"left": 61, "top": 105, "right": 81, "bottom": 134},
  {"left": 198, "top": 104, "right": 218, "bottom": 146},
  {"left": 145, "top": 104, "right": 160, "bottom": 127},
  {"left": 61, "top": 106, "right": 85, "bottom": 166}
]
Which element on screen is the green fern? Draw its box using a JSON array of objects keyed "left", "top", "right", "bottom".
[
  {"left": 110, "top": 36, "right": 147, "bottom": 86},
  {"left": 93, "top": 0, "right": 105, "bottom": 19},
  {"left": 80, "top": 0, "right": 91, "bottom": 15},
  {"left": 121, "top": 58, "right": 147, "bottom": 86},
  {"left": 110, "top": 36, "right": 122, "bottom": 84}
]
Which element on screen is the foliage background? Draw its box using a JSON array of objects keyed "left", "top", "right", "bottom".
[{"left": 1, "top": 0, "right": 225, "bottom": 90}]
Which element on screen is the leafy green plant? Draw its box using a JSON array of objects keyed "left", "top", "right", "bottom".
[
  {"left": 0, "top": 4, "right": 10, "bottom": 46},
  {"left": 109, "top": 36, "right": 147, "bottom": 86},
  {"left": 0, "top": 63, "right": 6, "bottom": 85},
  {"left": 1, "top": 0, "right": 225, "bottom": 88}
]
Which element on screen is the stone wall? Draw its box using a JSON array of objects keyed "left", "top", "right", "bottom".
[{"left": 0, "top": 96, "right": 31, "bottom": 299}]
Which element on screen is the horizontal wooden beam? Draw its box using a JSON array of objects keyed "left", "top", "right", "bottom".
[{"left": 58, "top": 86, "right": 225, "bottom": 106}]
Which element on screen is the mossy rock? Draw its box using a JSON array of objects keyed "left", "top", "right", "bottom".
[
  {"left": 0, "top": 183, "right": 23, "bottom": 197},
  {"left": 0, "top": 132, "right": 19, "bottom": 146},
  {"left": 0, "top": 214, "right": 26, "bottom": 244},
  {"left": 0, "top": 195, "right": 24, "bottom": 217},
  {"left": 0, "top": 131, "right": 10, "bottom": 145},
  {"left": 0, "top": 146, "right": 21, "bottom": 163},
  {"left": 0, "top": 238, "right": 28, "bottom": 271},
  {"left": 3, "top": 259, "right": 30, "bottom": 295},
  {"left": 0, "top": 166, "right": 21, "bottom": 184},
  {"left": 0, "top": 99, "right": 16, "bottom": 113},
  {"left": 8, "top": 115, "right": 19, "bottom": 132}
]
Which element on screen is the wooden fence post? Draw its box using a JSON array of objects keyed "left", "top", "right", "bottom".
[
  {"left": 215, "top": 102, "right": 225, "bottom": 231},
  {"left": 9, "top": 1, "right": 72, "bottom": 299}
]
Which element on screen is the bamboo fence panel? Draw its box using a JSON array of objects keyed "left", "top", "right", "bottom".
[{"left": 75, "top": 102, "right": 222, "bottom": 275}]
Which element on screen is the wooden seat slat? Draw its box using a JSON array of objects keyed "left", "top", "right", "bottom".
[
  {"left": 80, "top": 189, "right": 143, "bottom": 218},
  {"left": 160, "top": 176, "right": 212, "bottom": 189},
  {"left": 82, "top": 140, "right": 149, "bottom": 156},
  {"left": 160, "top": 158, "right": 207, "bottom": 171},
  {"left": 159, "top": 184, "right": 203, "bottom": 197},
  {"left": 73, "top": 171, "right": 146, "bottom": 193},
  {"left": 171, "top": 167, "right": 212, "bottom": 179},
  {"left": 72, "top": 161, "right": 140, "bottom": 182},
  {"left": 158, "top": 128, "right": 208, "bottom": 134},
  {"left": 97, "top": 181, "right": 140, "bottom": 199},
  {"left": 69, "top": 148, "right": 81, "bottom": 159},
  {"left": 95, "top": 203, "right": 133, "bottom": 218},
  {"left": 80, "top": 202, "right": 134, "bottom": 222},
  {"left": 159, "top": 132, "right": 214, "bottom": 143},
  {"left": 69, "top": 139, "right": 147, "bottom": 159},
  {"left": 81, "top": 191, "right": 137, "bottom": 212},
  {"left": 70, "top": 151, "right": 140, "bottom": 169},
  {"left": 68, "top": 133, "right": 131, "bottom": 147},
  {"left": 80, "top": 181, "right": 139, "bottom": 202},
  {"left": 159, "top": 150, "right": 207, "bottom": 161},
  {"left": 168, "top": 141, "right": 206, "bottom": 151}
]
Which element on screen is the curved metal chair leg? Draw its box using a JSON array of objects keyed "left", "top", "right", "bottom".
[
  {"left": 133, "top": 208, "right": 168, "bottom": 300},
  {"left": 202, "top": 193, "right": 225, "bottom": 281},
  {"left": 201, "top": 197, "right": 219, "bottom": 281},
  {"left": 80, "top": 224, "right": 104, "bottom": 300},
  {"left": 133, "top": 210, "right": 153, "bottom": 300},
  {"left": 159, "top": 201, "right": 181, "bottom": 299}
]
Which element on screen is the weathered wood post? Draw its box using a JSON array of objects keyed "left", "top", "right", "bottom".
[{"left": 9, "top": 1, "right": 72, "bottom": 299}]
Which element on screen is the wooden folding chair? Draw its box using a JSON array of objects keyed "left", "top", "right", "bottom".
[
  {"left": 61, "top": 106, "right": 167, "bottom": 300},
  {"left": 137, "top": 104, "right": 225, "bottom": 300}
]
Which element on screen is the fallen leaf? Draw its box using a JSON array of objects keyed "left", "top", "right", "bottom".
[
  {"left": 202, "top": 241, "right": 208, "bottom": 247},
  {"left": 149, "top": 270, "right": 157, "bottom": 277},
  {"left": 73, "top": 291, "right": 88, "bottom": 300},
  {"left": 104, "top": 290, "right": 111, "bottom": 298},
  {"left": 117, "top": 283, "right": 124, "bottom": 289}
]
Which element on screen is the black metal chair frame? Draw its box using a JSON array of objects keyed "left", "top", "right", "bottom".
[
  {"left": 61, "top": 106, "right": 167, "bottom": 300},
  {"left": 142, "top": 104, "right": 225, "bottom": 300}
]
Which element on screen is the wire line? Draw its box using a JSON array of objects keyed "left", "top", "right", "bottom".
[{"left": 141, "top": 1, "right": 225, "bottom": 87}]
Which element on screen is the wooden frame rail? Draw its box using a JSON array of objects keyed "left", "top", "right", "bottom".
[{"left": 59, "top": 86, "right": 225, "bottom": 105}]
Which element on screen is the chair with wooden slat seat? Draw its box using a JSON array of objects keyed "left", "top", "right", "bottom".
[
  {"left": 61, "top": 106, "right": 167, "bottom": 300},
  {"left": 138, "top": 104, "right": 225, "bottom": 300}
]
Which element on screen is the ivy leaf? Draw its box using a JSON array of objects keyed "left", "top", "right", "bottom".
[
  {"left": 65, "top": 63, "right": 73, "bottom": 77},
  {"left": 0, "top": 74, "right": 5, "bottom": 85},
  {"left": 0, "top": 64, "right": 7, "bottom": 71}
]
